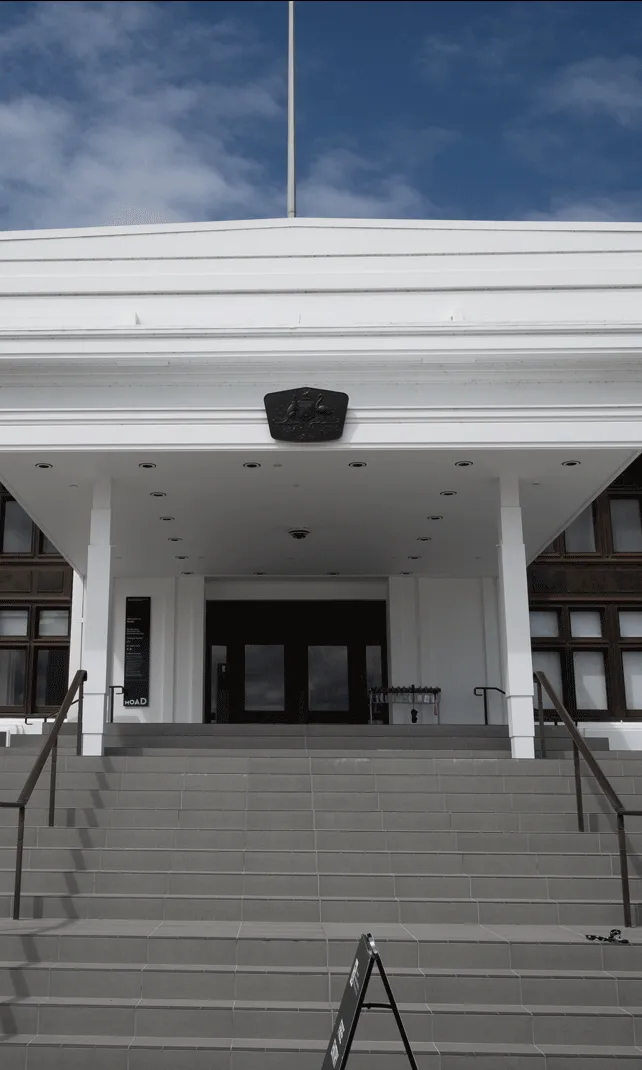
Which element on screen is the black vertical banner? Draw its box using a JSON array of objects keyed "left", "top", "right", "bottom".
[{"left": 123, "top": 596, "right": 151, "bottom": 708}]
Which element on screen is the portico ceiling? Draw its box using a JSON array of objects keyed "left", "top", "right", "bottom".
[{"left": 0, "top": 447, "right": 634, "bottom": 580}]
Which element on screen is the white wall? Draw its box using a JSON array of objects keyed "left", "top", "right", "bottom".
[
  {"left": 388, "top": 576, "right": 505, "bottom": 725},
  {"left": 110, "top": 578, "right": 176, "bottom": 723}
]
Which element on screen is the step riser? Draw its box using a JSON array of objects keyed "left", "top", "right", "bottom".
[
  {"left": 0, "top": 965, "right": 637, "bottom": 1007},
  {"left": 1, "top": 826, "right": 639, "bottom": 854},
  {"left": 0, "top": 847, "right": 620, "bottom": 876},
  {"left": 0, "top": 894, "right": 636, "bottom": 924},
  {"left": 1, "top": 809, "right": 636, "bottom": 834},
  {"left": 0, "top": 1001, "right": 637, "bottom": 1045},
  {"left": 0, "top": 932, "right": 637, "bottom": 970}
]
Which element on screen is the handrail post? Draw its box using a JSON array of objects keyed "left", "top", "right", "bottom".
[
  {"left": 536, "top": 677, "right": 547, "bottom": 759},
  {"left": 76, "top": 675, "right": 85, "bottom": 757},
  {"left": 617, "top": 813, "right": 633, "bottom": 929},
  {"left": 13, "top": 806, "right": 25, "bottom": 921},
  {"left": 572, "top": 741, "right": 585, "bottom": 833},
  {"left": 48, "top": 736, "right": 58, "bottom": 828}
]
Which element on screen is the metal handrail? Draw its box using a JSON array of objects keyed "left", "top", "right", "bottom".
[
  {"left": 534, "top": 670, "right": 642, "bottom": 929},
  {"left": 473, "top": 686, "right": 506, "bottom": 726},
  {"left": 0, "top": 669, "right": 87, "bottom": 920}
]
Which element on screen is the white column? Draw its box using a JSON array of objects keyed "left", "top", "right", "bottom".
[
  {"left": 174, "top": 574, "right": 205, "bottom": 723},
  {"left": 387, "top": 576, "right": 420, "bottom": 724},
  {"left": 497, "top": 474, "right": 534, "bottom": 759},
  {"left": 80, "top": 481, "right": 112, "bottom": 756}
]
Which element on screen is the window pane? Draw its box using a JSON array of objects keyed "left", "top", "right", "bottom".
[
  {"left": 40, "top": 533, "right": 60, "bottom": 555},
  {"left": 308, "top": 646, "right": 349, "bottom": 711},
  {"left": 619, "top": 611, "right": 642, "bottom": 637},
  {"left": 37, "top": 609, "right": 69, "bottom": 637},
  {"left": 366, "top": 645, "right": 383, "bottom": 691},
  {"left": 564, "top": 507, "right": 596, "bottom": 553},
  {"left": 529, "top": 610, "right": 559, "bottom": 638},
  {"left": 0, "top": 649, "right": 26, "bottom": 706},
  {"left": 573, "top": 651, "right": 608, "bottom": 710},
  {"left": 210, "top": 644, "right": 227, "bottom": 719},
  {"left": 611, "top": 499, "right": 642, "bottom": 552},
  {"left": 0, "top": 610, "right": 28, "bottom": 637},
  {"left": 35, "top": 648, "right": 69, "bottom": 707},
  {"left": 623, "top": 652, "right": 642, "bottom": 709},
  {"left": 244, "top": 645, "right": 284, "bottom": 711},
  {"left": 532, "top": 650, "right": 563, "bottom": 708},
  {"left": 570, "top": 610, "right": 602, "bottom": 638},
  {"left": 2, "top": 501, "right": 33, "bottom": 553}
]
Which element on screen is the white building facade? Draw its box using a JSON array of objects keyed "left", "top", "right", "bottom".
[{"left": 0, "top": 217, "right": 641, "bottom": 758}]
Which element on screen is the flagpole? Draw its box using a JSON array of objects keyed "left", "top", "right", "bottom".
[{"left": 287, "top": 0, "right": 296, "bottom": 218}]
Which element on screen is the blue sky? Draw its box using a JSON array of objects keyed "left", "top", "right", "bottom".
[{"left": 1, "top": 0, "right": 641, "bottom": 229}]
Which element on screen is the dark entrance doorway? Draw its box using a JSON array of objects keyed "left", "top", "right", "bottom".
[{"left": 205, "top": 600, "right": 388, "bottom": 724}]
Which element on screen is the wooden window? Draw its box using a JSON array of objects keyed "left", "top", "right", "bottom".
[
  {"left": 531, "top": 603, "right": 642, "bottom": 720},
  {"left": 0, "top": 603, "right": 71, "bottom": 715}
]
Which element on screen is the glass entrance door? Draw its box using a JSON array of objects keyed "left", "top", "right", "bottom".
[{"left": 205, "top": 600, "right": 387, "bottom": 724}]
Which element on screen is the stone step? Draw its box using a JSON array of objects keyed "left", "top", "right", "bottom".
[
  {"left": 2, "top": 823, "right": 642, "bottom": 855},
  {"left": 0, "top": 993, "right": 639, "bottom": 1046},
  {"left": 1, "top": 921, "right": 638, "bottom": 969},
  {"left": 0, "top": 807, "right": 636, "bottom": 834},
  {"left": 1, "top": 865, "right": 639, "bottom": 898},
  {"left": 0, "top": 787, "right": 635, "bottom": 815},
  {"left": 0, "top": 890, "right": 636, "bottom": 924},
  {"left": 1, "top": 769, "right": 638, "bottom": 795},
  {"left": 0, "top": 844, "right": 624, "bottom": 876},
  {"left": 1, "top": 960, "right": 640, "bottom": 1006},
  {"left": 3, "top": 753, "right": 639, "bottom": 775},
  {"left": 2, "top": 1035, "right": 639, "bottom": 1070}
]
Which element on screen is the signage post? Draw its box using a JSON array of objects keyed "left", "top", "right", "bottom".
[
  {"left": 321, "top": 933, "right": 418, "bottom": 1070},
  {"left": 123, "top": 596, "right": 151, "bottom": 708}
]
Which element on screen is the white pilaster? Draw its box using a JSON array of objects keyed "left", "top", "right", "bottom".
[
  {"left": 80, "top": 481, "right": 112, "bottom": 755},
  {"left": 67, "top": 570, "right": 85, "bottom": 689},
  {"left": 497, "top": 474, "right": 535, "bottom": 758},
  {"left": 174, "top": 574, "right": 205, "bottom": 723}
]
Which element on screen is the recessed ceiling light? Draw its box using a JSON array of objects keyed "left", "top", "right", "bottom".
[
  {"left": 243, "top": 462, "right": 261, "bottom": 469},
  {"left": 400, "top": 571, "right": 412, "bottom": 575},
  {"left": 150, "top": 491, "right": 166, "bottom": 498},
  {"left": 181, "top": 571, "right": 194, "bottom": 575},
  {"left": 408, "top": 555, "right": 420, "bottom": 560},
  {"left": 562, "top": 460, "right": 581, "bottom": 467},
  {"left": 35, "top": 462, "right": 52, "bottom": 469},
  {"left": 417, "top": 536, "right": 432, "bottom": 542},
  {"left": 69, "top": 484, "right": 78, "bottom": 489},
  {"left": 349, "top": 461, "right": 367, "bottom": 468},
  {"left": 532, "top": 482, "right": 541, "bottom": 486},
  {"left": 168, "top": 537, "right": 182, "bottom": 542},
  {"left": 139, "top": 462, "right": 156, "bottom": 469},
  {"left": 454, "top": 461, "right": 473, "bottom": 467},
  {"left": 160, "top": 516, "right": 175, "bottom": 522},
  {"left": 326, "top": 571, "right": 340, "bottom": 576},
  {"left": 175, "top": 555, "right": 188, "bottom": 560},
  {"left": 440, "top": 490, "right": 457, "bottom": 496},
  {"left": 273, "top": 463, "right": 283, "bottom": 468},
  {"left": 254, "top": 571, "right": 266, "bottom": 575},
  {"left": 427, "top": 515, "right": 443, "bottom": 521}
]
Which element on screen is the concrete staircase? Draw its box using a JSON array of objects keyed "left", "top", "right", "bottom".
[{"left": 0, "top": 725, "right": 641, "bottom": 1067}]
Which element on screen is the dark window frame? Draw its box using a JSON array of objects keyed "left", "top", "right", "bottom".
[
  {"left": 530, "top": 602, "right": 642, "bottom": 720},
  {"left": 0, "top": 602, "right": 70, "bottom": 715}
]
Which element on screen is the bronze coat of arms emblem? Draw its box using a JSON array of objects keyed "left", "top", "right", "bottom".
[{"left": 264, "top": 387, "right": 349, "bottom": 443}]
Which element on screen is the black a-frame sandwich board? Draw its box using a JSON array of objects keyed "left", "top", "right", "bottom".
[{"left": 321, "top": 932, "right": 419, "bottom": 1070}]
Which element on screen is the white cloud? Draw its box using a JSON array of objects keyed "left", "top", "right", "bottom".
[
  {"left": 525, "top": 194, "right": 642, "bottom": 222},
  {"left": 298, "top": 149, "right": 429, "bottom": 218},
  {"left": 0, "top": 1, "right": 284, "bottom": 229},
  {"left": 541, "top": 56, "right": 642, "bottom": 127}
]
